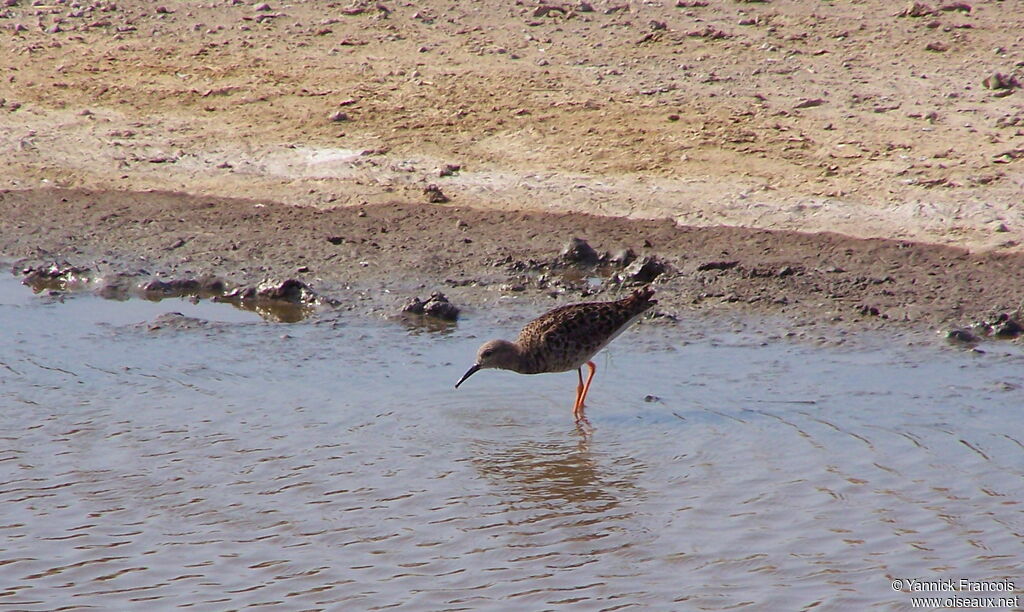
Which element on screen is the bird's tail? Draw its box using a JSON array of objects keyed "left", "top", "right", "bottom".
[{"left": 623, "top": 286, "right": 657, "bottom": 314}]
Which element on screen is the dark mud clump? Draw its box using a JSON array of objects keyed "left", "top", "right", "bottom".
[
  {"left": 947, "top": 311, "right": 1024, "bottom": 345},
  {"left": 403, "top": 291, "right": 460, "bottom": 322},
  {"left": 504, "top": 237, "right": 667, "bottom": 296},
  {"left": 140, "top": 276, "right": 226, "bottom": 300},
  {"left": 19, "top": 262, "right": 93, "bottom": 292},
  {"left": 216, "top": 279, "right": 333, "bottom": 323},
  {"left": 618, "top": 255, "right": 668, "bottom": 284},
  {"left": 560, "top": 237, "right": 600, "bottom": 265},
  {"left": 141, "top": 312, "right": 216, "bottom": 332}
]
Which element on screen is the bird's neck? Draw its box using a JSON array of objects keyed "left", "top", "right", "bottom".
[{"left": 508, "top": 342, "right": 545, "bottom": 374}]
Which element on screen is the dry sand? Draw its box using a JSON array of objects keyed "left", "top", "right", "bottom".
[{"left": 1, "top": 0, "right": 1023, "bottom": 337}]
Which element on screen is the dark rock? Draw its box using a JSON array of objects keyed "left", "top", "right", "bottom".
[
  {"left": 623, "top": 256, "right": 668, "bottom": 283},
  {"left": 561, "top": 237, "right": 599, "bottom": 265},
  {"left": 402, "top": 291, "right": 459, "bottom": 321},
  {"left": 606, "top": 247, "right": 636, "bottom": 266},
  {"left": 946, "top": 328, "right": 980, "bottom": 344},
  {"left": 993, "top": 315, "right": 1023, "bottom": 338}
]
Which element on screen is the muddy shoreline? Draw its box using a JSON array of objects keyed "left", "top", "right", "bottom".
[{"left": 3, "top": 188, "right": 1023, "bottom": 343}]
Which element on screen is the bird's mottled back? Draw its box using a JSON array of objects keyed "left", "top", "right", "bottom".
[{"left": 515, "top": 287, "right": 657, "bottom": 374}]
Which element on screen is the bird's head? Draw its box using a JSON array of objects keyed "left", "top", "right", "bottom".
[{"left": 454, "top": 339, "right": 521, "bottom": 388}]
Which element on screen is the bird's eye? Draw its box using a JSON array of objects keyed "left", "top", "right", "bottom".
[{"left": 481, "top": 349, "right": 493, "bottom": 358}]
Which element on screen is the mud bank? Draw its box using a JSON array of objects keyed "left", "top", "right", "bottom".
[{"left": 2, "top": 188, "right": 1023, "bottom": 342}]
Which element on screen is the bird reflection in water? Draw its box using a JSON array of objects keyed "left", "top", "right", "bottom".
[{"left": 469, "top": 435, "right": 643, "bottom": 514}]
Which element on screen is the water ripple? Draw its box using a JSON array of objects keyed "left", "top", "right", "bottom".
[{"left": 1, "top": 275, "right": 1023, "bottom": 609}]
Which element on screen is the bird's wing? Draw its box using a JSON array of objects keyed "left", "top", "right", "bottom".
[{"left": 516, "top": 302, "right": 605, "bottom": 353}]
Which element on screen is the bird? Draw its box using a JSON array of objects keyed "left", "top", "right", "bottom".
[{"left": 455, "top": 287, "right": 657, "bottom": 423}]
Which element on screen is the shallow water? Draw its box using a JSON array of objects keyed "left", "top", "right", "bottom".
[{"left": 1, "top": 274, "right": 1023, "bottom": 610}]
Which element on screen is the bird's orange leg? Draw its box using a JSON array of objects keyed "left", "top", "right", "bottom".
[
  {"left": 573, "top": 361, "right": 597, "bottom": 422},
  {"left": 573, "top": 367, "right": 585, "bottom": 413}
]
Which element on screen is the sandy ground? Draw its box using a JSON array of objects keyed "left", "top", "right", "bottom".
[{"left": 1, "top": 0, "right": 1023, "bottom": 337}]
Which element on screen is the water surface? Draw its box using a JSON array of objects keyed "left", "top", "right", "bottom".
[{"left": 1, "top": 275, "right": 1022, "bottom": 610}]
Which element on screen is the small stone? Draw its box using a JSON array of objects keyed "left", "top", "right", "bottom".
[
  {"left": 254, "top": 2, "right": 271, "bottom": 10},
  {"left": 667, "top": 113, "right": 680, "bottom": 121},
  {"left": 696, "top": 260, "right": 739, "bottom": 272},
  {"left": 328, "top": 111, "right": 350, "bottom": 122},
  {"left": 607, "top": 247, "right": 636, "bottom": 266},
  {"left": 859, "top": 305, "right": 880, "bottom": 317},
  {"left": 925, "top": 41, "right": 948, "bottom": 52},
  {"left": 439, "top": 163, "right": 461, "bottom": 177},
  {"left": 939, "top": 1, "right": 971, "bottom": 12},
  {"left": 424, "top": 184, "right": 449, "bottom": 203},
  {"left": 794, "top": 98, "right": 825, "bottom": 109},
  {"left": 983, "top": 73, "right": 1020, "bottom": 90},
  {"left": 623, "top": 256, "right": 668, "bottom": 283},
  {"left": 897, "top": 2, "right": 936, "bottom": 17},
  {"left": 561, "top": 237, "right": 599, "bottom": 265},
  {"left": 946, "top": 328, "right": 980, "bottom": 344}
]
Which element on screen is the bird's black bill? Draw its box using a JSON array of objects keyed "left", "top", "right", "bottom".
[{"left": 455, "top": 364, "right": 481, "bottom": 389}]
